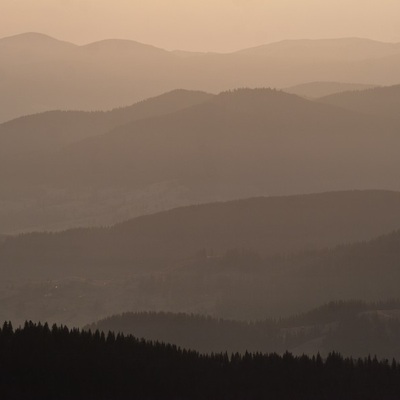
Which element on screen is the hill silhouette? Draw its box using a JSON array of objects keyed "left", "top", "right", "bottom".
[
  {"left": 86, "top": 300, "right": 400, "bottom": 359},
  {"left": 236, "top": 38, "right": 400, "bottom": 60},
  {"left": 3, "top": 322, "right": 400, "bottom": 400},
  {"left": 2, "top": 88, "right": 400, "bottom": 233},
  {"left": 2, "top": 34, "right": 400, "bottom": 123},
  {"left": 284, "top": 82, "right": 377, "bottom": 99},
  {"left": 319, "top": 84, "right": 400, "bottom": 118},
  {"left": 12, "top": 88, "right": 400, "bottom": 190},
  {"left": 2, "top": 190, "right": 400, "bottom": 279},
  {"left": 2, "top": 220, "right": 400, "bottom": 325},
  {"left": 0, "top": 33, "right": 178, "bottom": 123},
  {"left": 0, "top": 89, "right": 212, "bottom": 160}
]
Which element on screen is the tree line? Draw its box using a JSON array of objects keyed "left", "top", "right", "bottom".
[{"left": 1, "top": 321, "right": 400, "bottom": 399}]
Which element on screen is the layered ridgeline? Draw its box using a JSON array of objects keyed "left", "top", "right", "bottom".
[
  {"left": 284, "top": 82, "right": 377, "bottom": 99},
  {"left": 0, "top": 89, "right": 212, "bottom": 161},
  {"left": 86, "top": 300, "right": 400, "bottom": 359},
  {"left": 2, "top": 33, "right": 400, "bottom": 123},
  {"left": 2, "top": 87, "right": 400, "bottom": 233},
  {"left": 319, "top": 84, "right": 400, "bottom": 118},
  {"left": 2, "top": 322, "right": 400, "bottom": 400},
  {"left": 0, "top": 89, "right": 214, "bottom": 232},
  {"left": 2, "top": 191, "right": 400, "bottom": 325}
]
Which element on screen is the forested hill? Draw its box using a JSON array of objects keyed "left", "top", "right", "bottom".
[
  {"left": 2, "top": 190, "right": 400, "bottom": 279},
  {"left": 2, "top": 204, "right": 400, "bottom": 324},
  {"left": 1, "top": 321, "right": 400, "bottom": 400},
  {"left": 284, "top": 81, "right": 376, "bottom": 98},
  {"left": 86, "top": 300, "right": 400, "bottom": 359}
]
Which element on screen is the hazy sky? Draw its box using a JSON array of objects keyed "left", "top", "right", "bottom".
[{"left": 2, "top": 0, "right": 400, "bottom": 52}]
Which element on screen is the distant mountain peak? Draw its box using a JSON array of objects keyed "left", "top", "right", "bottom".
[
  {"left": 0, "top": 32, "right": 75, "bottom": 47},
  {"left": 213, "top": 87, "right": 304, "bottom": 106},
  {"left": 82, "top": 38, "right": 169, "bottom": 54}
]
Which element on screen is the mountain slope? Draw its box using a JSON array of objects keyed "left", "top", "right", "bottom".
[
  {"left": 0, "top": 33, "right": 179, "bottom": 123},
  {"left": 236, "top": 38, "right": 400, "bottom": 60},
  {"left": 284, "top": 82, "right": 377, "bottom": 99},
  {"left": 2, "top": 88, "right": 400, "bottom": 233},
  {"left": 0, "top": 89, "right": 212, "bottom": 160},
  {"left": 2, "top": 217, "right": 400, "bottom": 324},
  {"left": 23, "top": 88, "right": 400, "bottom": 191},
  {"left": 1, "top": 190, "right": 400, "bottom": 279},
  {"left": 2, "top": 34, "right": 400, "bottom": 123},
  {"left": 87, "top": 300, "right": 400, "bottom": 358},
  {"left": 319, "top": 84, "right": 400, "bottom": 118}
]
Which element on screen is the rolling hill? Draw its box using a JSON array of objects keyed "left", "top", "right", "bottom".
[
  {"left": 284, "top": 82, "right": 377, "bottom": 99},
  {"left": 2, "top": 190, "right": 400, "bottom": 279},
  {"left": 2, "top": 88, "right": 400, "bottom": 233},
  {"left": 0, "top": 89, "right": 212, "bottom": 160},
  {"left": 236, "top": 38, "right": 400, "bottom": 60},
  {"left": 2, "top": 217, "right": 400, "bottom": 325},
  {"left": 12, "top": 88, "right": 400, "bottom": 192},
  {"left": 319, "top": 84, "right": 400, "bottom": 118},
  {"left": 19, "top": 88, "right": 400, "bottom": 192},
  {"left": 2, "top": 34, "right": 400, "bottom": 123},
  {"left": 0, "top": 32, "right": 179, "bottom": 123},
  {"left": 86, "top": 300, "right": 400, "bottom": 359}
]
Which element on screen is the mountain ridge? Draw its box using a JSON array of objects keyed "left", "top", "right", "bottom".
[
  {"left": 86, "top": 300, "right": 400, "bottom": 358},
  {"left": 0, "top": 89, "right": 213, "bottom": 160},
  {"left": 318, "top": 84, "right": 400, "bottom": 118},
  {"left": 2, "top": 33, "right": 400, "bottom": 123},
  {"left": 4, "top": 33, "right": 400, "bottom": 53},
  {"left": 2, "top": 189, "right": 400, "bottom": 279},
  {"left": 2, "top": 203, "right": 400, "bottom": 324},
  {"left": 2, "top": 87, "right": 400, "bottom": 233}
]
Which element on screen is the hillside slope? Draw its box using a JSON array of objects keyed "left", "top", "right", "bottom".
[
  {"left": 319, "top": 84, "right": 400, "bottom": 118},
  {"left": 2, "top": 88, "right": 400, "bottom": 233},
  {"left": 285, "top": 82, "right": 377, "bottom": 98},
  {"left": 12, "top": 88, "right": 400, "bottom": 191},
  {"left": 2, "top": 213, "right": 400, "bottom": 324},
  {"left": 0, "top": 89, "right": 212, "bottom": 160},
  {"left": 87, "top": 300, "right": 400, "bottom": 359},
  {"left": 1, "top": 190, "right": 400, "bottom": 278}
]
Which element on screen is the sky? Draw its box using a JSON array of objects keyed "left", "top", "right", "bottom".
[{"left": 1, "top": 0, "right": 400, "bottom": 52}]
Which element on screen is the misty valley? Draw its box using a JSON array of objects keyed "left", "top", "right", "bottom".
[{"left": 2, "top": 30, "right": 400, "bottom": 399}]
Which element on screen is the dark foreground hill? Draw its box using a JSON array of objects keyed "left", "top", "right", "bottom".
[
  {"left": 1, "top": 322, "right": 400, "bottom": 400},
  {"left": 87, "top": 301, "right": 400, "bottom": 359}
]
